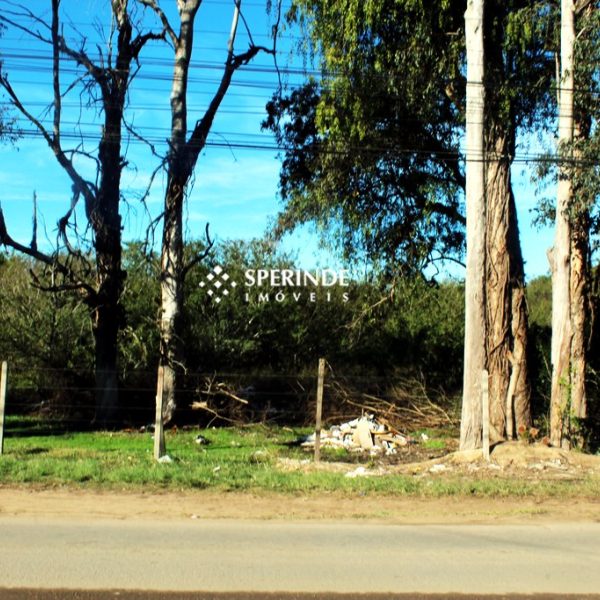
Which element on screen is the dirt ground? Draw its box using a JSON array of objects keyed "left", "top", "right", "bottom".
[
  {"left": 283, "top": 439, "right": 600, "bottom": 477},
  {"left": 1, "top": 485, "right": 600, "bottom": 524},
  {"left": 1, "top": 443, "right": 599, "bottom": 524}
]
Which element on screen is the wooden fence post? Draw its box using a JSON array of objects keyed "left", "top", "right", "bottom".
[
  {"left": 0, "top": 361, "right": 7, "bottom": 456},
  {"left": 314, "top": 358, "right": 326, "bottom": 463},
  {"left": 154, "top": 365, "right": 166, "bottom": 460},
  {"left": 482, "top": 369, "right": 490, "bottom": 461}
]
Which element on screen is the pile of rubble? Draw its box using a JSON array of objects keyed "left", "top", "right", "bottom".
[{"left": 300, "top": 415, "right": 415, "bottom": 455}]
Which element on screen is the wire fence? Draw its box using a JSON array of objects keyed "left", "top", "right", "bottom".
[{"left": 0, "top": 361, "right": 461, "bottom": 434}]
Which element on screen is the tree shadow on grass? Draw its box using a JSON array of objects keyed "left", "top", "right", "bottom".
[{"left": 4, "top": 417, "right": 89, "bottom": 438}]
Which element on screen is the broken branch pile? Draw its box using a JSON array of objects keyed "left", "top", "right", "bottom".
[{"left": 321, "top": 377, "right": 458, "bottom": 432}]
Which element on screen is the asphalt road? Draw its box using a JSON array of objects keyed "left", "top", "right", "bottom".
[{"left": 1, "top": 518, "right": 600, "bottom": 595}]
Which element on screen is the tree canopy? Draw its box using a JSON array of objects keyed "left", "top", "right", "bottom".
[{"left": 264, "top": 0, "right": 467, "bottom": 274}]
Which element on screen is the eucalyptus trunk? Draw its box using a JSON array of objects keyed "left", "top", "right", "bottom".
[
  {"left": 158, "top": 177, "right": 185, "bottom": 424},
  {"left": 569, "top": 211, "right": 588, "bottom": 423},
  {"left": 550, "top": 0, "right": 575, "bottom": 448},
  {"left": 154, "top": 0, "right": 264, "bottom": 431},
  {"left": 460, "top": 0, "right": 486, "bottom": 451},
  {"left": 508, "top": 187, "right": 532, "bottom": 434},
  {"left": 568, "top": 115, "right": 591, "bottom": 435},
  {"left": 156, "top": 1, "right": 200, "bottom": 424},
  {"left": 485, "top": 126, "right": 531, "bottom": 443}
]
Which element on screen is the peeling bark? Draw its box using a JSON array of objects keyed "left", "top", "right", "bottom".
[
  {"left": 484, "top": 126, "right": 531, "bottom": 444},
  {"left": 569, "top": 112, "right": 592, "bottom": 425},
  {"left": 478, "top": 0, "right": 533, "bottom": 446},
  {"left": 508, "top": 190, "right": 532, "bottom": 434},
  {"left": 569, "top": 212, "right": 588, "bottom": 421},
  {"left": 484, "top": 135, "right": 512, "bottom": 444}
]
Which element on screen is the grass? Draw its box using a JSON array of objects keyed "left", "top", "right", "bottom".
[{"left": 1, "top": 417, "right": 600, "bottom": 498}]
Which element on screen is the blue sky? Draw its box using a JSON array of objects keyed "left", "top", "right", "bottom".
[{"left": 0, "top": 0, "right": 555, "bottom": 279}]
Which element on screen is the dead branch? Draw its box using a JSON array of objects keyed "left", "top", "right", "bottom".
[
  {"left": 181, "top": 223, "right": 214, "bottom": 278},
  {"left": 204, "top": 381, "right": 249, "bottom": 405},
  {"left": 191, "top": 401, "right": 239, "bottom": 424},
  {"left": 137, "top": 0, "right": 178, "bottom": 47},
  {"left": 322, "top": 377, "right": 458, "bottom": 432}
]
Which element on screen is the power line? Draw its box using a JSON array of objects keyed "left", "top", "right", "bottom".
[{"left": 10, "top": 125, "right": 600, "bottom": 168}]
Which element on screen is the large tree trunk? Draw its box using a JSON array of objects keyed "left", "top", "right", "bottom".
[
  {"left": 508, "top": 188, "right": 532, "bottom": 434},
  {"left": 484, "top": 134, "right": 512, "bottom": 443},
  {"left": 485, "top": 126, "right": 531, "bottom": 443},
  {"left": 479, "top": 0, "right": 533, "bottom": 445},
  {"left": 550, "top": 0, "right": 575, "bottom": 448},
  {"left": 93, "top": 205, "right": 123, "bottom": 427},
  {"left": 91, "top": 97, "right": 125, "bottom": 425},
  {"left": 570, "top": 211, "right": 588, "bottom": 422},
  {"left": 155, "top": 1, "right": 249, "bottom": 431},
  {"left": 93, "top": 296, "right": 121, "bottom": 427},
  {"left": 158, "top": 177, "right": 185, "bottom": 424},
  {"left": 155, "top": 2, "right": 200, "bottom": 426},
  {"left": 567, "top": 115, "right": 592, "bottom": 439},
  {"left": 460, "top": 0, "right": 487, "bottom": 451}
]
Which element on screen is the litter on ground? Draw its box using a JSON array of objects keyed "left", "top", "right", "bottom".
[{"left": 298, "top": 415, "right": 415, "bottom": 455}]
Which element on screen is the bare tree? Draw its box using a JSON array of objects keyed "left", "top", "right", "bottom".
[
  {"left": 0, "top": 0, "right": 162, "bottom": 425},
  {"left": 138, "top": 0, "right": 278, "bottom": 440}
]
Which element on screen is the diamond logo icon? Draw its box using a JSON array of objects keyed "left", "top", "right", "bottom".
[{"left": 199, "top": 266, "right": 237, "bottom": 303}]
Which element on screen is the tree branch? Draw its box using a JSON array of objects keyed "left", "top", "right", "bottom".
[
  {"left": 182, "top": 223, "right": 214, "bottom": 278},
  {"left": 0, "top": 205, "right": 95, "bottom": 298},
  {"left": 131, "top": 30, "right": 166, "bottom": 61},
  {"left": 137, "top": 0, "right": 178, "bottom": 46}
]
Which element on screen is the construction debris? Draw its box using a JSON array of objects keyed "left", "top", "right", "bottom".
[{"left": 299, "top": 415, "right": 414, "bottom": 455}]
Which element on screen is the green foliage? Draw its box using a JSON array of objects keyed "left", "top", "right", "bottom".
[
  {"left": 532, "top": 5, "right": 600, "bottom": 247},
  {"left": 265, "top": 0, "right": 466, "bottom": 273},
  {"left": 1, "top": 239, "right": 469, "bottom": 420},
  {"left": 527, "top": 275, "right": 552, "bottom": 329},
  {"left": 0, "top": 241, "right": 567, "bottom": 426},
  {"left": 119, "top": 242, "right": 161, "bottom": 373},
  {"left": 484, "top": 1, "right": 556, "bottom": 132},
  {"left": 179, "top": 239, "right": 466, "bottom": 384},
  {"left": 525, "top": 275, "right": 552, "bottom": 419},
  {"left": 0, "top": 255, "right": 94, "bottom": 411},
  {"left": 266, "top": 1, "right": 559, "bottom": 276}
]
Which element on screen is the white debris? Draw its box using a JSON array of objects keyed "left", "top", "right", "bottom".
[
  {"left": 157, "top": 455, "right": 173, "bottom": 464},
  {"left": 353, "top": 418, "right": 375, "bottom": 449},
  {"left": 345, "top": 466, "right": 369, "bottom": 478},
  {"left": 429, "top": 463, "right": 447, "bottom": 473},
  {"left": 299, "top": 414, "right": 412, "bottom": 455}
]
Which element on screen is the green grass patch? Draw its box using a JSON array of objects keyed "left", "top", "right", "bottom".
[{"left": 1, "top": 417, "right": 599, "bottom": 498}]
